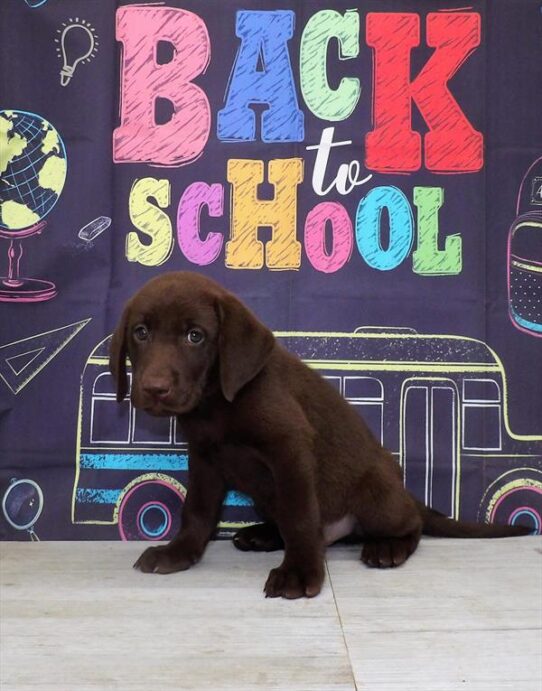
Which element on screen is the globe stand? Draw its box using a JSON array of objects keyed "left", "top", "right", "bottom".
[{"left": 0, "top": 221, "right": 57, "bottom": 302}]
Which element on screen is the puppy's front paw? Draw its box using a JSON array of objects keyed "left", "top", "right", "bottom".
[
  {"left": 134, "top": 545, "right": 197, "bottom": 574},
  {"left": 264, "top": 564, "right": 324, "bottom": 599}
]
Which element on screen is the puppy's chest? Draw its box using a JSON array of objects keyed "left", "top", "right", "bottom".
[
  {"left": 180, "top": 414, "right": 262, "bottom": 470},
  {"left": 181, "top": 416, "right": 269, "bottom": 492}
]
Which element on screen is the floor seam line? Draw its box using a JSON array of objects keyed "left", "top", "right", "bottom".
[{"left": 326, "top": 558, "right": 360, "bottom": 691}]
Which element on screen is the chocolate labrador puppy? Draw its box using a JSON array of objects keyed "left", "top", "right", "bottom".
[{"left": 110, "top": 272, "right": 529, "bottom": 599}]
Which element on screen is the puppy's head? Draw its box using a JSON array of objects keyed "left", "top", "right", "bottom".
[{"left": 109, "top": 272, "right": 275, "bottom": 415}]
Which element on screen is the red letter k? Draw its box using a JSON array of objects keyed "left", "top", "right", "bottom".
[{"left": 366, "top": 12, "right": 483, "bottom": 173}]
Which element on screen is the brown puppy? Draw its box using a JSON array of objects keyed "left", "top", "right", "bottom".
[{"left": 110, "top": 272, "right": 529, "bottom": 599}]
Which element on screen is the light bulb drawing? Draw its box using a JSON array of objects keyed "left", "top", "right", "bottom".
[{"left": 55, "top": 18, "right": 98, "bottom": 87}]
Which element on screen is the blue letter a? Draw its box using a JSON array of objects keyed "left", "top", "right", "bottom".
[{"left": 217, "top": 11, "right": 304, "bottom": 142}]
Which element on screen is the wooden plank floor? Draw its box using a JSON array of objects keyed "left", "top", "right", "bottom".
[{"left": 1, "top": 537, "right": 541, "bottom": 691}]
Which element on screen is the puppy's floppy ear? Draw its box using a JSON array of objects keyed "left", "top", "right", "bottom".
[
  {"left": 109, "top": 305, "right": 130, "bottom": 403},
  {"left": 217, "top": 293, "right": 275, "bottom": 402}
]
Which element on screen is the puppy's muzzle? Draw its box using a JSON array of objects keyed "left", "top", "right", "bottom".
[{"left": 142, "top": 377, "right": 172, "bottom": 403}]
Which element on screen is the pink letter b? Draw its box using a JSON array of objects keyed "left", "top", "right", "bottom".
[{"left": 114, "top": 7, "right": 211, "bottom": 166}]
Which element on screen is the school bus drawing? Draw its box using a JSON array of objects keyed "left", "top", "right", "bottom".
[{"left": 72, "top": 328, "right": 542, "bottom": 540}]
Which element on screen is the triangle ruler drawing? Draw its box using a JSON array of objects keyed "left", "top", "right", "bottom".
[{"left": 0, "top": 319, "right": 91, "bottom": 394}]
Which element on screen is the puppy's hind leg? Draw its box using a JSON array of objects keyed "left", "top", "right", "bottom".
[
  {"left": 353, "top": 467, "right": 423, "bottom": 569},
  {"left": 233, "top": 521, "right": 284, "bottom": 552},
  {"left": 361, "top": 533, "right": 421, "bottom": 568}
]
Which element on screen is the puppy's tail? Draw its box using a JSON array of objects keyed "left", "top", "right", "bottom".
[{"left": 418, "top": 502, "right": 532, "bottom": 538}]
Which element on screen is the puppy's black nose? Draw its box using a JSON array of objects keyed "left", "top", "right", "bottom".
[{"left": 143, "top": 379, "right": 171, "bottom": 401}]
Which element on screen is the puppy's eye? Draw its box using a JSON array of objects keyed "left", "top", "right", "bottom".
[
  {"left": 187, "top": 328, "right": 204, "bottom": 345},
  {"left": 133, "top": 325, "right": 149, "bottom": 342}
]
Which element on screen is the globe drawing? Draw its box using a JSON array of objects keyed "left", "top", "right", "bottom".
[{"left": 0, "top": 109, "right": 67, "bottom": 302}]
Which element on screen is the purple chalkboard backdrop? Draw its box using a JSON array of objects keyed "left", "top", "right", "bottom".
[{"left": 1, "top": 0, "right": 541, "bottom": 541}]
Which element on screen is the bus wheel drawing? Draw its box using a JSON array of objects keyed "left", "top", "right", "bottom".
[
  {"left": 478, "top": 468, "right": 542, "bottom": 535},
  {"left": 117, "top": 478, "right": 186, "bottom": 541}
]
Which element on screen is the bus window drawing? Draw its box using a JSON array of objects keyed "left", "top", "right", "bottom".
[
  {"left": 72, "top": 328, "right": 542, "bottom": 540},
  {"left": 508, "top": 156, "right": 542, "bottom": 337}
]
